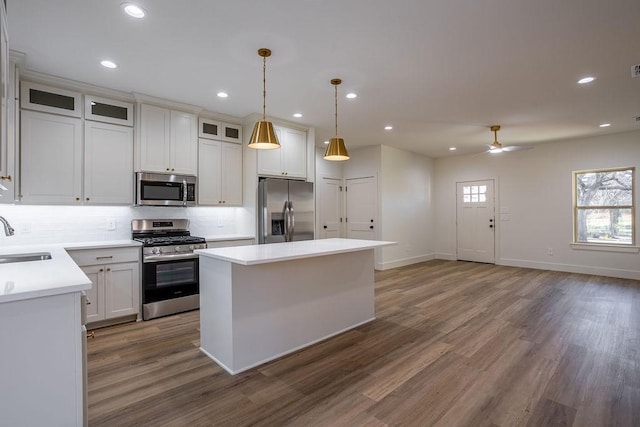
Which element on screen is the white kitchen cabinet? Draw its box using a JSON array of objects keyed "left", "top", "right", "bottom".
[
  {"left": 0, "top": 292, "right": 85, "bottom": 426},
  {"left": 84, "top": 121, "right": 133, "bottom": 204},
  {"left": 20, "top": 110, "right": 83, "bottom": 204},
  {"left": 0, "top": 1, "right": 9, "bottom": 192},
  {"left": 68, "top": 247, "right": 140, "bottom": 327},
  {"left": 257, "top": 126, "right": 307, "bottom": 179},
  {"left": 85, "top": 94, "right": 133, "bottom": 126},
  {"left": 0, "top": 51, "right": 19, "bottom": 203},
  {"left": 138, "top": 103, "right": 197, "bottom": 175},
  {"left": 198, "top": 117, "right": 243, "bottom": 144},
  {"left": 198, "top": 138, "right": 243, "bottom": 205},
  {"left": 20, "top": 81, "right": 82, "bottom": 117}
]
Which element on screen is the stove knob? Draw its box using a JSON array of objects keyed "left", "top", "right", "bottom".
[
  {"left": 175, "top": 246, "right": 181, "bottom": 252},
  {"left": 189, "top": 245, "right": 195, "bottom": 250},
  {"left": 152, "top": 247, "right": 160, "bottom": 255}
]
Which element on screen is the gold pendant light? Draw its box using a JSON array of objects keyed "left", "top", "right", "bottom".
[
  {"left": 248, "top": 48, "right": 280, "bottom": 149},
  {"left": 323, "top": 78, "right": 350, "bottom": 161}
]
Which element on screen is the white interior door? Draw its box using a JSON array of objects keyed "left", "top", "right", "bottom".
[
  {"left": 456, "top": 180, "right": 495, "bottom": 263},
  {"left": 346, "top": 176, "right": 377, "bottom": 240},
  {"left": 318, "top": 177, "right": 343, "bottom": 238}
]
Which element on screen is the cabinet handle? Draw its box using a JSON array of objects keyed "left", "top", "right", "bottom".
[
  {"left": 86, "top": 197, "right": 90, "bottom": 201},
  {"left": 107, "top": 268, "right": 111, "bottom": 272},
  {"left": 87, "top": 331, "right": 95, "bottom": 339},
  {"left": 0, "top": 175, "right": 11, "bottom": 181},
  {"left": 171, "top": 168, "right": 175, "bottom": 172},
  {"left": 96, "top": 256, "right": 113, "bottom": 260},
  {"left": 75, "top": 197, "right": 80, "bottom": 201},
  {"left": 99, "top": 268, "right": 104, "bottom": 272},
  {"left": 166, "top": 168, "right": 170, "bottom": 171}
]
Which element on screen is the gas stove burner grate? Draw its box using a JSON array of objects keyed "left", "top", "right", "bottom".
[{"left": 134, "top": 235, "right": 206, "bottom": 247}]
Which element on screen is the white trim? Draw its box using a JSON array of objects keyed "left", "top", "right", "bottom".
[
  {"left": 133, "top": 92, "right": 202, "bottom": 114},
  {"left": 570, "top": 243, "right": 640, "bottom": 253},
  {"left": 21, "top": 69, "right": 134, "bottom": 102},
  {"left": 435, "top": 252, "right": 457, "bottom": 260},
  {"left": 499, "top": 257, "right": 640, "bottom": 280},
  {"left": 376, "top": 253, "right": 436, "bottom": 270}
]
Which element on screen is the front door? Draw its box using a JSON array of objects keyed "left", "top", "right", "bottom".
[
  {"left": 456, "top": 180, "right": 495, "bottom": 263},
  {"left": 346, "top": 176, "right": 377, "bottom": 240}
]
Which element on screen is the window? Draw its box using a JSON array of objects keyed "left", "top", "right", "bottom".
[
  {"left": 462, "top": 185, "right": 487, "bottom": 203},
  {"left": 573, "top": 167, "right": 634, "bottom": 245}
]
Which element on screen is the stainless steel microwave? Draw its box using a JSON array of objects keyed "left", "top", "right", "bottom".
[{"left": 135, "top": 172, "right": 197, "bottom": 207}]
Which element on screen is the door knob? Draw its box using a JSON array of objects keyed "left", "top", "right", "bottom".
[
  {"left": 489, "top": 225, "right": 494, "bottom": 228},
  {"left": 323, "top": 225, "right": 327, "bottom": 229},
  {"left": 489, "top": 219, "right": 493, "bottom": 222},
  {"left": 370, "top": 225, "right": 374, "bottom": 229}
]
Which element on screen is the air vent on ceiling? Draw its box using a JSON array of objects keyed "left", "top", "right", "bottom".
[{"left": 632, "top": 64, "right": 640, "bottom": 78}]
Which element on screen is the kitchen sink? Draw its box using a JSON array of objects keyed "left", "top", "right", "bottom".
[{"left": 0, "top": 252, "right": 52, "bottom": 264}]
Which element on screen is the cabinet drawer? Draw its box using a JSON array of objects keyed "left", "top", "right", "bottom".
[
  {"left": 68, "top": 247, "right": 140, "bottom": 266},
  {"left": 206, "top": 239, "right": 254, "bottom": 248}
]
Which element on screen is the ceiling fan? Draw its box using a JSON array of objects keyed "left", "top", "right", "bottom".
[{"left": 487, "top": 125, "right": 532, "bottom": 153}]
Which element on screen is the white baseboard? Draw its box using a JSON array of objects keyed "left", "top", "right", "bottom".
[
  {"left": 376, "top": 253, "right": 436, "bottom": 270},
  {"left": 435, "top": 252, "right": 456, "bottom": 261},
  {"left": 499, "top": 258, "right": 640, "bottom": 280}
]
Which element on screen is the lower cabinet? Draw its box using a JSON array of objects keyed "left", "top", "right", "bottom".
[
  {"left": 0, "top": 292, "right": 85, "bottom": 426},
  {"left": 68, "top": 246, "right": 140, "bottom": 327}
]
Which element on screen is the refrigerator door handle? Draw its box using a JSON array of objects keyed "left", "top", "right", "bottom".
[
  {"left": 283, "top": 201, "right": 290, "bottom": 242},
  {"left": 288, "top": 201, "right": 295, "bottom": 241}
]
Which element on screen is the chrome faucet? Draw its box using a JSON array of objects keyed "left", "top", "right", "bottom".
[{"left": 0, "top": 216, "right": 15, "bottom": 236}]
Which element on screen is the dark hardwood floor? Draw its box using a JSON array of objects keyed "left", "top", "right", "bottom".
[{"left": 87, "top": 260, "right": 640, "bottom": 426}]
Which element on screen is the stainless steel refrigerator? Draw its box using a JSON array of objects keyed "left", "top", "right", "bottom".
[{"left": 258, "top": 178, "right": 314, "bottom": 244}]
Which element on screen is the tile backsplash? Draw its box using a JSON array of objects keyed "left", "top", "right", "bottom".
[{"left": 0, "top": 205, "right": 253, "bottom": 246}]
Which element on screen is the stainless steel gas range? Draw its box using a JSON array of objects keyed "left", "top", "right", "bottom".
[{"left": 132, "top": 219, "right": 206, "bottom": 320}]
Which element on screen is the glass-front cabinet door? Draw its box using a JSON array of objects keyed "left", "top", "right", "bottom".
[{"left": 84, "top": 95, "right": 133, "bottom": 126}]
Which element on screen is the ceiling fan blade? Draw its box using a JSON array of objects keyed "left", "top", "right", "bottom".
[{"left": 502, "top": 145, "right": 533, "bottom": 152}]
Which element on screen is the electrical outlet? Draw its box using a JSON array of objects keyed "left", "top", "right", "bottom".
[
  {"left": 106, "top": 218, "right": 116, "bottom": 231},
  {"left": 547, "top": 247, "right": 553, "bottom": 256}
]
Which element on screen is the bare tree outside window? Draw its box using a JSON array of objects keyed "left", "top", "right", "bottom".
[{"left": 574, "top": 168, "right": 634, "bottom": 245}]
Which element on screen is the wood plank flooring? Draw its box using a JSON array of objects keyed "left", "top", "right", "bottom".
[{"left": 87, "top": 260, "right": 640, "bottom": 426}]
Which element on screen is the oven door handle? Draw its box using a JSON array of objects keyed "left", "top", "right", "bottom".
[{"left": 143, "top": 253, "right": 199, "bottom": 263}]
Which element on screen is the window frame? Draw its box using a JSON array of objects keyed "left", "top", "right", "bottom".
[{"left": 572, "top": 166, "right": 635, "bottom": 247}]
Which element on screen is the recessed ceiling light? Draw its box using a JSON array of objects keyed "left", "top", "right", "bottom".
[
  {"left": 346, "top": 93, "right": 357, "bottom": 99},
  {"left": 293, "top": 113, "right": 303, "bottom": 118},
  {"left": 217, "top": 92, "right": 229, "bottom": 98},
  {"left": 122, "top": 3, "right": 146, "bottom": 18},
  {"left": 599, "top": 123, "right": 611, "bottom": 128},
  {"left": 449, "top": 147, "right": 456, "bottom": 151},
  {"left": 578, "top": 76, "right": 595, "bottom": 84},
  {"left": 323, "top": 140, "right": 329, "bottom": 145},
  {"left": 100, "top": 60, "right": 117, "bottom": 69},
  {"left": 384, "top": 126, "right": 393, "bottom": 130}
]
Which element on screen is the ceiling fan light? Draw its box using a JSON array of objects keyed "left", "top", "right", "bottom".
[
  {"left": 248, "top": 120, "right": 280, "bottom": 149},
  {"left": 489, "top": 147, "right": 503, "bottom": 154},
  {"left": 324, "top": 137, "right": 350, "bottom": 161}
]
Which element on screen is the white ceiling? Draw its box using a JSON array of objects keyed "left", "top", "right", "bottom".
[{"left": 7, "top": 0, "right": 640, "bottom": 158}]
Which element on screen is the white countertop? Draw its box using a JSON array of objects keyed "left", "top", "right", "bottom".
[
  {"left": 195, "top": 238, "right": 395, "bottom": 265},
  {"left": 0, "top": 240, "right": 140, "bottom": 304},
  {"left": 203, "top": 234, "right": 255, "bottom": 242}
]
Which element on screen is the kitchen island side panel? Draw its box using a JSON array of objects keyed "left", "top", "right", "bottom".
[
  {"left": 200, "top": 249, "right": 375, "bottom": 374},
  {"left": 199, "top": 258, "right": 235, "bottom": 370}
]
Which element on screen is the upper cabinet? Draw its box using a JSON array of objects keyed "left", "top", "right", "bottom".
[
  {"left": 85, "top": 95, "right": 133, "bottom": 127},
  {"left": 20, "top": 110, "right": 83, "bottom": 204},
  {"left": 257, "top": 126, "right": 307, "bottom": 179},
  {"left": 198, "top": 117, "right": 243, "bottom": 144},
  {"left": 137, "top": 104, "right": 197, "bottom": 175},
  {"left": 0, "top": 5, "right": 13, "bottom": 198},
  {"left": 20, "top": 81, "right": 82, "bottom": 117},
  {"left": 84, "top": 121, "right": 133, "bottom": 204},
  {"left": 198, "top": 138, "right": 242, "bottom": 206}
]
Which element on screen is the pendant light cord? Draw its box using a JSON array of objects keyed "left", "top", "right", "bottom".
[
  {"left": 262, "top": 56, "right": 267, "bottom": 120},
  {"left": 334, "top": 84, "right": 338, "bottom": 137}
]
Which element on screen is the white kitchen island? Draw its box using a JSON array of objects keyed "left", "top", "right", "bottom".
[{"left": 195, "top": 238, "right": 394, "bottom": 375}]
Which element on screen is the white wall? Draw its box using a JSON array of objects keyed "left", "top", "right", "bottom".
[
  {"left": 434, "top": 130, "right": 640, "bottom": 279},
  {"left": 0, "top": 205, "right": 250, "bottom": 247},
  {"left": 380, "top": 145, "right": 435, "bottom": 269},
  {"left": 342, "top": 145, "right": 436, "bottom": 270}
]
